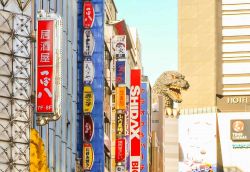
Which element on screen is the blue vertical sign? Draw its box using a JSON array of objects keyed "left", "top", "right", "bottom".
[
  {"left": 116, "top": 60, "right": 126, "bottom": 85},
  {"left": 77, "top": 0, "right": 84, "bottom": 165},
  {"left": 141, "top": 83, "right": 148, "bottom": 171},
  {"left": 91, "top": 0, "right": 105, "bottom": 171}
]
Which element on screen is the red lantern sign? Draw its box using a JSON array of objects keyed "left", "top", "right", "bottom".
[
  {"left": 115, "top": 138, "right": 125, "bottom": 162},
  {"left": 36, "top": 20, "right": 54, "bottom": 113},
  {"left": 83, "top": 1, "right": 95, "bottom": 28},
  {"left": 130, "top": 69, "right": 141, "bottom": 172},
  {"left": 83, "top": 115, "right": 94, "bottom": 142}
]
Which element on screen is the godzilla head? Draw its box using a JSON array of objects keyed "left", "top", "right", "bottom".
[{"left": 154, "top": 71, "right": 189, "bottom": 103}]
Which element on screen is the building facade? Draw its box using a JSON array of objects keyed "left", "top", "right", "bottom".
[{"left": 179, "top": 0, "right": 250, "bottom": 171}]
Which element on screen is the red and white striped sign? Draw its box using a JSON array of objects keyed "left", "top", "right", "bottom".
[{"left": 130, "top": 69, "right": 141, "bottom": 172}]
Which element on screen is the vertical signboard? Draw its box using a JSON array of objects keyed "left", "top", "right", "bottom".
[
  {"left": 141, "top": 83, "right": 148, "bottom": 171},
  {"left": 116, "top": 138, "right": 126, "bottom": 162},
  {"left": 116, "top": 113, "right": 125, "bottom": 136},
  {"left": 116, "top": 87, "right": 126, "bottom": 110},
  {"left": 36, "top": 20, "right": 54, "bottom": 113},
  {"left": 36, "top": 13, "right": 62, "bottom": 124},
  {"left": 90, "top": 0, "right": 105, "bottom": 171},
  {"left": 130, "top": 69, "right": 141, "bottom": 172},
  {"left": 112, "top": 35, "right": 126, "bottom": 58},
  {"left": 83, "top": 1, "right": 95, "bottom": 28},
  {"left": 116, "top": 60, "right": 126, "bottom": 85}
]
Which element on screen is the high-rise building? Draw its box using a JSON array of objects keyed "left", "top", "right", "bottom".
[{"left": 179, "top": 1, "right": 250, "bottom": 171}]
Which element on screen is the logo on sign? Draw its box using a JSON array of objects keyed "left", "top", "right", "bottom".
[
  {"left": 83, "top": 86, "right": 94, "bottom": 113},
  {"left": 112, "top": 35, "right": 126, "bottom": 58},
  {"left": 83, "top": 143, "right": 94, "bottom": 170},
  {"left": 83, "top": 1, "right": 95, "bottom": 28},
  {"left": 84, "top": 115, "right": 94, "bottom": 142},
  {"left": 130, "top": 69, "right": 141, "bottom": 172},
  {"left": 83, "top": 59, "right": 95, "bottom": 84},
  {"left": 116, "top": 165, "right": 125, "bottom": 172},
  {"left": 83, "top": 29, "right": 95, "bottom": 57}
]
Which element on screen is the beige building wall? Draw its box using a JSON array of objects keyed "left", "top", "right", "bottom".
[{"left": 178, "top": 0, "right": 222, "bottom": 108}]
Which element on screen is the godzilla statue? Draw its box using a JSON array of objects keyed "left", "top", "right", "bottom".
[{"left": 152, "top": 71, "right": 189, "bottom": 117}]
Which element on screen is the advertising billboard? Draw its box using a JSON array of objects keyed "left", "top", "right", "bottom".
[
  {"left": 116, "top": 138, "right": 126, "bottom": 162},
  {"left": 116, "top": 60, "right": 126, "bottom": 85},
  {"left": 130, "top": 69, "right": 141, "bottom": 172},
  {"left": 116, "top": 87, "right": 126, "bottom": 110},
  {"left": 218, "top": 112, "right": 250, "bottom": 172},
  {"left": 141, "top": 83, "right": 148, "bottom": 171},
  {"left": 179, "top": 113, "right": 217, "bottom": 172},
  {"left": 112, "top": 35, "right": 126, "bottom": 58},
  {"left": 36, "top": 20, "right": 55, "bottom": 113},
  {"left": 36, "top": 13, "right": 62, "bottom": 123}
]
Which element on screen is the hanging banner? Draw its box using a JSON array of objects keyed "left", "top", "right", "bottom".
[
  {"left": 83, "top": 59, "right": 95, "bottom": 84},
  {"left": 116, "top": 60, "right": 126, "bottom": 85},
  {"left": 115, "top": 87, "right": 126, "bottom": 110},
  {"left": 36, "top": 20, "right": 54, "bottom": 113},
  {"left": 130, "top": 69, "right": 141, "bottom": 172},
  {"left": 83, "top": 115, "right": 94, "bottom": 142},
  {"left": 140, "top": 83, "right": 148, "bottom": 172},
  {"left": 116, "top": 113, "right": 125, "bottom": 136},
  {"left": 83, "top": 86, "right": 94, "bottom": 113},
  {"left": 83, "top": 1, "right": 95, "bottom": 28},
  {"left": 83, "top": 143, "right": 94, "bottom": 170},
  {"left": 83, "top": 29, "right": 95, "bottom": 57},
  {"left": 116, "top": 138, "right": 126, "bottom": 162},
  {"left": 112, "top": 35, "right": 126, "bottom": 58}
]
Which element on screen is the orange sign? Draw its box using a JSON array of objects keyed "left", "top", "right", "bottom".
[
  {"left": 115, "top": 87, "right": 126, "bottom": 110},
  {"left": 83, "top": 143, "right": 94, "bottom": 170}
]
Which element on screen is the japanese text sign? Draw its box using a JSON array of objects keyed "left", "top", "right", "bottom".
[
  {"left": 130, "top": 69, "right": 141, "bottom": 172},
  {"left": 116, "top": 138, "right": 125, "bottom": 162},
  {"left": 115, "top": 87, "right": 126, "bottom": 110},
  {"left": 83, "top": 1, "right": 95, "bottom": 28},
  {"left": 36, "top": 20, "right": 54, "bottom": 113},
  {"left": 116, "top": 113, "right": 125, "bottom": 136},
  {"left": 83, "top": 143, "right": 94, "bottom": 170},
  {"left": 116, "top": 60, "right": 126, "bottom": 85},
  {"left": 83, "top": 86, "right": 95, "bottom": 113}
]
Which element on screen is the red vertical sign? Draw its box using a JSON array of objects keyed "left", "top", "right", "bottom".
[
  {"left": 130, "top": 69, "right": 141, "bottom": 172},
  {"left": 83, "top": 1, "right": 95, "bottom": 28},
  {"left": 36, "top": 20, "right": 54, "bottom": 113},
  {"left": 115, "top": 138, "right": 125, "bottom": 162}
]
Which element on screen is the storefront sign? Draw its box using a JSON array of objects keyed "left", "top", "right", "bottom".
[
  {"left": 116, "top": 138, "right": 125, "bottom": 162},
  {"left": 84, "top": 115, "right": 94, "bottom": 142},
  {"left": 83, "top": 86, "right": 94, "bottom": 113},
  {"left": 83, "top": 143, "right": 94, "bottom": 170},
  {"left": 83, "top": 59, "right": 95, "bottom": 84},
  {"left": 130, "top": 69, "right": 141, "bottom": 172},
  {"left": 217, "top": 95, "right": 250, "bottom": 112},
  {"left": 83, "top": 1, "right": 95, "bottom": 28},
  {"left": 112, "top": 35, "right": 126, "bottom": 58},
  {"left": 83, "top": 29, "right": 95, "bottom": 56},
  {"left": 36, "top": 20, "right": 54, "bottom": 113},
  {"left": 231, "top": 119, "right": 250, "bottom": 141},
  {"left": 116, "top": 113, "right": 125, "bottom": 136},
  {"left": 116, "top": 60, "right": 126, "bottom": 85},
  {"left": 116, "top": 87, "right": 126, "bottom": 110}
]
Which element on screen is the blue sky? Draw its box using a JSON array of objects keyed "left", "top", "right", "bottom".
[{"left": 114, "top": 0, "right": 178, "bottom": 85}]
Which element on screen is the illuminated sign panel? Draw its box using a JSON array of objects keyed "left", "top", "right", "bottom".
[
  {"left": 83, "top": 143, "right": 94, "bottom": 170},
  {"left": 83, "top": 1, "right": 95, "bottom": 28},
  {"left": 116, "top": 87, "right": 126, "bottom": 110},
  {"left": 116, "top": 113, "right": 125, "bottom": 136},
  {"left": 130, "top": 69, "right": 141, "bottom": 172},
  {"left": 115, "top": 138, "right": 126, "bottom": 162},
  {"left": 36, "top": 20, "right": 54, "bottom": 113},
  {"left": 83, "top": 86, "right": 94, "bottom": 113}
]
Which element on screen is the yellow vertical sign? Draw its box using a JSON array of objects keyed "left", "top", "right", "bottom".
[
  {"left": 83, "top": 143, "right": 94, "bottom": 170},
  {"left": 83, "top": 86, "right": 94, "bottom": 113},
  {"left": 115, "top": 87, "right": 126, "bottom": 110}
]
